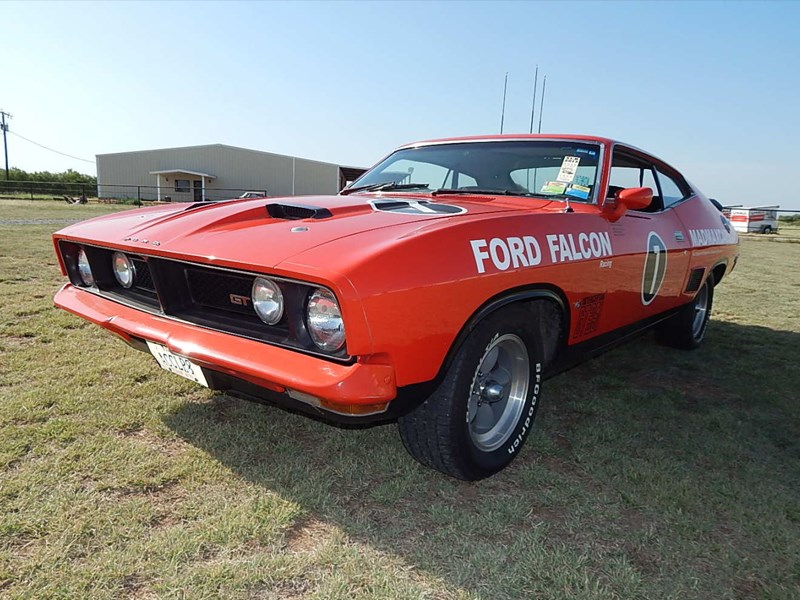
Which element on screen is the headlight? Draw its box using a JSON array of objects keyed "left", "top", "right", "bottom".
[
  {"left": 306, "top": 288, "right": 345, "bottom": 351},
  {"left": 112, "top": 252, "right": 136, "bottom": 289},
  {"left": 77, "top": 248, "right": 94, "bottom": 286},
  {"left": 252, "top": 277, "right": 284, "bottom": 325}
]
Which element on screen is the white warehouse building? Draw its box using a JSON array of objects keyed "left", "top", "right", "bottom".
[{"left": 96, "top": 144, "right": 366, "bottom": 203}]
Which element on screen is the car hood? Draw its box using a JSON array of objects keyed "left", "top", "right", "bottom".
[{"left": 55, "top": 194, "right": 537, "bottom": 272}]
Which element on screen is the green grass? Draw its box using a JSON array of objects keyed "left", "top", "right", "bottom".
[
  {"left": 0, "top": 198, "right": 131, "bottom": 221},
  {"left": 1, "top": 201, "right": 798, "bottom": 599}
]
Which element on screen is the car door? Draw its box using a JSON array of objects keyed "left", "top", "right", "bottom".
[{"left": 600, "top": 147, "right": 692, "bottom": 332}]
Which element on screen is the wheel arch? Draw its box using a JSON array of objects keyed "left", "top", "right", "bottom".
[
  {"left": 711, "top": 261, "right": 727, "bottom": 286},
  {"left": 440, "top": 284, "right": 569, "bottom": 379}
]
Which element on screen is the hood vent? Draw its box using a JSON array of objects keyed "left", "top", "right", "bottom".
[{"left": 266, "top": 203, "right": 333, "bottom": 220}]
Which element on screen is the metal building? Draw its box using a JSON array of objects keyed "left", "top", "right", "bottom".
[{"left": 96, "top": 144, "right": 365, "bottom": 202}]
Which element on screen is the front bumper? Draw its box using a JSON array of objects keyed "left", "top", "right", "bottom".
[{"left": 54, "top": 284, "right": 397, "bottom": 414}]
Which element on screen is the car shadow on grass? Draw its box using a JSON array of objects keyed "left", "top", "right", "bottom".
[{"left": 163, "top": 320, "right": 800, "bottom": 599}]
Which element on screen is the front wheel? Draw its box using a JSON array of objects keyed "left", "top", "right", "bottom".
[
  {"left": 655, "top": 279, "right": 714, "bottom": 349},
  {"left": 397, "top": 306, "right": 543, "bottom": 480}
]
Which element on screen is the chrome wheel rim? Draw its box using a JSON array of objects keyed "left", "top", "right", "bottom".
[
  {"left": 467, "top": 334, "right": 530, "bottom": 452},
  {"left": 692, "top": 284, "right": 709, "bottom": 338}
]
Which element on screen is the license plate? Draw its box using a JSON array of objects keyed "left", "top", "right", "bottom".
[{"left": 146, "top": 341, "right": 209, "bottom": 387}]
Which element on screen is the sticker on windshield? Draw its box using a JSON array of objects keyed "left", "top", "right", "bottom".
[
  {"left": 556, "top": 156, "right": 581, "bottom": 183},
  {"left": 540, "top": 181, "right": 567, "bottom": 195},
  {"left": 566, "top": 184, "right": 590, "bottom": 200},
  {"left": 574, "top": 175, "right": 591, "bottom": 187}
]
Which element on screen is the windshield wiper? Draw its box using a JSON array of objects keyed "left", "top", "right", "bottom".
[
  {"left": 432, "top": 188, "right": 566, "bottom": 199},
  {"left": 431, "top": 188, "right": 513, "bottom": 196},
  {"left": 340, "top": 182, "right": 430, "bottom": 195}
]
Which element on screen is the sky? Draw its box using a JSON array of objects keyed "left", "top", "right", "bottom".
[{"left": 3, "top": 0, "right": 800, "bottom": 209}]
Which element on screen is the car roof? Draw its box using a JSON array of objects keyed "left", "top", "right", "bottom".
[{"left": 398, "top": 134, "right": 617, "bottom": 149}]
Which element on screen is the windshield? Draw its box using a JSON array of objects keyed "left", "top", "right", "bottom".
[{"left": 347, "top": 140, "right": 602, "bottom": 202}]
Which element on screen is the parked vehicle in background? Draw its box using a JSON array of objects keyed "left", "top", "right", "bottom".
[
  {"left": 727, "top": 205, "right": 780, "bottom": 234},
  {"left": 52, "top": 134, "right": 740, "bottom": 480}
]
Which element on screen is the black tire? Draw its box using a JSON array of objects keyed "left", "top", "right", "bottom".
[
  {"left": 397, "top": 305, "right": 544, "bottom": 480},
  {"left": 763, "top": 225, "right": 773, "bottom": 234},
  {"left": 655, "top": 279, "right": 714, "bottom": 349}
]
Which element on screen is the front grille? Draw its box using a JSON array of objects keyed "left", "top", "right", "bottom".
[
  {"left": 131, "top": 257, "right": 155, "bottom": 293},
  {"left": 187, "top": 268, "right": 256, "bottom": 317},
  {"left": 60, "top": 241, "right": 346, "bottom": 360}
]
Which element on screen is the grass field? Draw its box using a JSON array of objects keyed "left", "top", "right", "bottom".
[{"left": 1, "top": 201, "right": 798, "bottom": 599}]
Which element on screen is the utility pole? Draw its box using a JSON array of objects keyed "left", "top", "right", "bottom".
[{"left": 0, "top": 110, "right": 10, "bottom": 180}]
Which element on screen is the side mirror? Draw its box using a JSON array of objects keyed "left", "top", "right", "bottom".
[
  {"left": 602, "top": 187, "right": 653, "bottom": 221},
  {"left": 617, "top": 187, "right": 653, "bottom": 210}
]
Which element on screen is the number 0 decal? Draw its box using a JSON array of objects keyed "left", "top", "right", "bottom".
[{"left": 641, "top": 232, "right": 667, "bottom": 306}]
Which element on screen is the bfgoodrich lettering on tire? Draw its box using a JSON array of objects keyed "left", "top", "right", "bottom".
[{"left": 397, "top": 305, "right": 544, "bottom": 480}]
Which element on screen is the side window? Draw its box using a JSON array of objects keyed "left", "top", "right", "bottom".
[
  {"left": 608, "top": 166, "right": 657, "bottom": 195},
  {"left": 174, "top": 179, "right": 190, "bottom": 193},
  {"left": 608, "top": 150, "right": 663, "bottom": 211},
  {"left": 656, "top": 168, "right": 688, "bottom": 208}
]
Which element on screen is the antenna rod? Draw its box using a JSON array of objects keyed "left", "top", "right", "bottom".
[
  {"left": 529, "top": 66, "right": 538, "bottom": 134},
  {"left": 537, "top": 75, "right": 547, "bottom": 134},
  {"left": 500, "top": 72, "right": 508, "bottom": 134}
]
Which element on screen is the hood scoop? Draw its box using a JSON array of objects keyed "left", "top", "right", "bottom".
[{"left": 266, "top": 203, "right": 333, "bottom": 220}]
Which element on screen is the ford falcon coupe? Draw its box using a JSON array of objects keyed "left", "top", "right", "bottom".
[{"left": 53, "top": 135, "right": 739, "bottom": 480}]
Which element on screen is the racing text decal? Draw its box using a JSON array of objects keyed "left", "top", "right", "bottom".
[
  {"left": 470, "top": 231, "right": 612, "bottom": 274},
  {"left": 688, "top": 228, "right": 728, "bottom": 246}
]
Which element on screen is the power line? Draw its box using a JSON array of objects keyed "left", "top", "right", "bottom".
[{"left": 9, "top": 130, "right": 94, "bottom": 163}]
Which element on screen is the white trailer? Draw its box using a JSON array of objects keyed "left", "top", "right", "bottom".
[{"left": 727, "top": 205, "right": 780, "bottom": 234}]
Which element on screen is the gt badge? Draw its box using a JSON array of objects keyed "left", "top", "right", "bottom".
[
  {"left": 641, "top": 232, "right": 667, "bottom": 306},
  {"left": 229, "top": 294, "right": 250, "bottom": 306}
]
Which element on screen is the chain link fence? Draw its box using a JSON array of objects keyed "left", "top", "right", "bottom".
[{"left": 0, "top": 180, "right": 268, "bottom": 204}]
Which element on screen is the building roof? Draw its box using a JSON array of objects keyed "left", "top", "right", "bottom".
[
  {"left": 99, "top": 143, "right": 360, "bottom": 170},
  {"left": 149, "top": 169, "right": 216, "bottom": 179}
]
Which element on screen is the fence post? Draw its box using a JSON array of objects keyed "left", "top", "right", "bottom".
[{"left": 137, "top": 186, "right": 141, "bottom": 207}]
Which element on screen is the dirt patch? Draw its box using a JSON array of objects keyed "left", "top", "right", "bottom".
[
  {"left": 122, "top": 575, "right": 159, "bottom": 600},
  {"left": 733, "top": 574, "right": 766, "bottom": 599},
  {"left": 0, "top": 335, "right": 36, "bottom": 352},
  {"left": 284, "top": 517, "right": 333, "bottom": 554},
  {"left": 115, "top": 428, "right": 188, "bottom": 457},
  {"left": 249, "top": 579, "right": 312, "bottom": 600}
]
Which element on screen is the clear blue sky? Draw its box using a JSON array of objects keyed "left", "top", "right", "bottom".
[{"left": 4, "top": 1, "right": 800, "bottom": 208}]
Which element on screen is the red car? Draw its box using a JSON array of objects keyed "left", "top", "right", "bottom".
[{"left": 52, "top": 135, "right": 739, "bottom": 480}]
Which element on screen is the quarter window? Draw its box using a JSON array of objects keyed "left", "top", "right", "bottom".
[{"left": 656, "top": 168, "right": 688, "bottom": 207}]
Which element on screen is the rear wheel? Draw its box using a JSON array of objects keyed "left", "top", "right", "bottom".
[
  {"left": 763, "top": 225, "right": 773, "bottom": 234},
  {"left": 397, "top": 306, "right": 543, "bottom": 480},
  {"left": 655, "top": 279, "right": 714, "bottom": 349}
]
